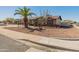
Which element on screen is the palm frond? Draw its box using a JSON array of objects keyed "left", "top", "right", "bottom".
[
  {"left": 14, "top": 12, "right": 20, "bottom": 16},
  {"left": 18, "top": 8, "right": 24, "bottom": 12},
  {"left": 28, "top": 12, "right": 36, "bottom": 16},
  {"left": 14, "top": 7, "right": 36, "bottom": 17}
]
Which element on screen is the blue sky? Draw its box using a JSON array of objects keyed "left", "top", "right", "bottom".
[{"left": 0, "top": 6, "right": 79, "bottom": 22}]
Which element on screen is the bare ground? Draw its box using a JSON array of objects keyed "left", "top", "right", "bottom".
[{"left": 4, "top": 26, "right": 79, "bottom": 38}]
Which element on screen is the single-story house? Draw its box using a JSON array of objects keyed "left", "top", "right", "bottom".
[
  {"left": 47, "top": 16, "right": 62, "bottom": 26},
  {"left": 29, "top": 16, "right": 62, "bottom": 26}
]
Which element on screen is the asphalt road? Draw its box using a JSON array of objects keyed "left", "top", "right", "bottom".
[{"left": 0, "top": 34, "right": 30, "bottom": 52}]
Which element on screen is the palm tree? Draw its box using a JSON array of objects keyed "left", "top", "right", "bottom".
[{"left": 14, "top": 7, "right": 35, "bottom": 28}]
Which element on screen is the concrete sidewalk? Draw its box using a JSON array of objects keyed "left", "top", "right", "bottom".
[{"left": 0, "top": 27, "right": 79, "bottom": 51}]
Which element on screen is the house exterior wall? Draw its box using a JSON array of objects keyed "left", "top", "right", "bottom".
[
  {"left": 47, "top": 19, "right": 61, "bottom": 26},
  {"left": 53, "top": 20, "right": 56, "bottom": 25},
  {"left": 28, "top": 16, "right": 62, "bottom": 26},
  {"left": 55, "top": 18, "right": 61, "bottom": 25}
]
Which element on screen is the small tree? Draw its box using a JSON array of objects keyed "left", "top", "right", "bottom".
[{"left": 5, "top": 18, "right": 15, "bottom": 24}]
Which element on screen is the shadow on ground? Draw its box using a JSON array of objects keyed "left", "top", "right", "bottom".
[
  {"left": 58, "top": 38, "right": 79, "bottom": 41},
  {"left": 59, "top": 39, "right": 79, "bottom": 41}
]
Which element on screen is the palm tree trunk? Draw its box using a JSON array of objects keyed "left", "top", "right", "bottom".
[{"left": 23, "top": 17, "right": 28, "bottom": 28}]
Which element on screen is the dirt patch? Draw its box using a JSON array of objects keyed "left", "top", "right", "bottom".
[{"left": 4, "top": 26, "right": 79, "bottom": 38}]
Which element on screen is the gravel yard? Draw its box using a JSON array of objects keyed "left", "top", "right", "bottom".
[{"left": 4, "top": 26, "right": 79, "bottom": 38}]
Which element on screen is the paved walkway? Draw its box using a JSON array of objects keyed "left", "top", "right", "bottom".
[{"left": 0, "top": 26, "right": 79, "bottom": 51}]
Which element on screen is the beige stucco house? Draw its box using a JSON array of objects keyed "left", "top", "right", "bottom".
[
  {"left": 47, "top": 16, "right": 62, "bottom": 26},
  {"left": 29, "top": 16, "right": 62, "bottom": 26}
]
